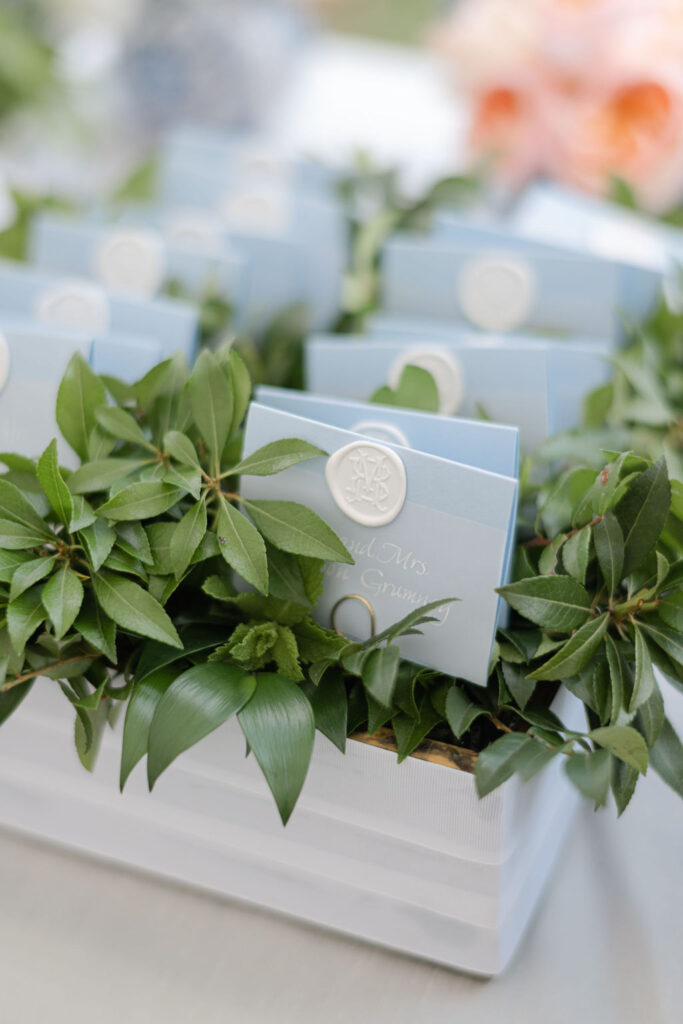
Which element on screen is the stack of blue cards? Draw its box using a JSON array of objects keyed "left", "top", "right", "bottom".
[{"left": 242, "top": 388, "right": 519, "bottom": 682}]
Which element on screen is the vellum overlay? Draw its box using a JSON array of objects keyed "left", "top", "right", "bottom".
[{"left": 326, "top": 441, "right": 407, "bottom": 527}]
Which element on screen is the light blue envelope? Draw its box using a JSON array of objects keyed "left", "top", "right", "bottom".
[
  {"left": 0, "top": 259, "right": 199, "bottom": 363},
  {"left": 0, "top": 321, "right": 91, "bottom": 465},
  {"left": 305, "top": 333, "right": 611, "bottom": 453},
  {"left": 509, "top": 182, "right": 683, "bottom": 276},
  {"left": 381, "top": 233, "right": 624, "bottom": 341},
  {"left": 30, "top": 213, "right": 246, "bottom": 304},
  {"left": 241, "top": 401, "right": 519, "bottom": 683},
  {"left": 431, "top": 212, "right": 661, "bottom": 328}
]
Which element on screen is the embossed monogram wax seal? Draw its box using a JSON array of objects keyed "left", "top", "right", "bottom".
[{"left": 325, "top": 441, "right": 407, "bottom": 527}]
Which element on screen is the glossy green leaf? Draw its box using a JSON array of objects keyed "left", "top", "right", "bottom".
[
  {"left": 7, "top": 585, "right": 46, "bottom": 654},
  {"left": 115, "top": 521, "right": 154, "bottom": 566},
  {"left": 0, "top": 679, "right": 35, "bottom": 726},
  {"left": 188, "top": 349, "right": 233, "bottom": 456},
  {"left": 41, "top": 565, "right": 84, "bottom": 639},
  {"left": 230, "top": 439, "right": 326, "bottom": 477},
  {"left": 147, "top": 662, "right": 255, "bottom": 787},
  {"left": 527, "top": 613, "right": 609, "bottom": 681},
  {"left": 497, "top": 576, "right": 591, "bottom": 632},
  {"left": 630, "top": 624, "right": 657, "bottom": 712},
  {"left": 590, "top": 725, "right": 648, "bottom": 774},
  {"left": 304, "top": 669, "right": 348, "bottom": 753},
  {"left": 445, "top": 685, "right": 488, "bottom": 738},
  {"left": 97, "top": 481, "right": 185, "bottom": 521},
  {"left": 93, "top": 570, "right": 182, "bottom": 648},
  {"left": 593, "top": 511, "right": 624, "bottom": 596},
  {"left": 95, "top": 405, "right": 152, "bottom": 448},
  {"left": 565, "top": 748, "right": 611, "bottom": 806},
  {"left": 0, "top": 519, "right": 48, "bottom": 549},
  {"left": 69, "top": 495, "right": 97, "bottom": 532},
  {"left": 475, "top": 732, "right": 533, "bottom": 797},
  {"left": 616, "top": 458, "right": 671, "bottom": 576},
  {"left": 78, "top": 518, "right": 116, "bottom": 571},
  {"left": 216, "top": 497, "right": 268, "bottom": 594},
  {"left": 227, "top": 346, "right": 252, "bottom": 437},
  {"left": 163, "top": 430, "right": 200, "bottom": 469},
  {"left": 36, "top": 439, "right": 73, "bottom": 527},
  {"left": 0, "top": 478, "right": 52, "bottom": 536},
  {"left": 649, "top": 717, "right": 683, "bottom": 799},
  {"left": 75, "top": 591, "right": 117, "bottom": 664},
  {"left": 561, "top": 526, "right": 592, "bottom": 583},
  {"left": 55, "top": 353, "right": 107, "bottom": 460},
  {"left": 243, "top": 499, "right": 353, "bottom": 564},
  {"left": 119, "top": 664, "right": 179, "bottom": 789},
  {"left": 68, "top": 458, "right": 149, "bottom": 495},
  {"left": 611, "top": 757, "right": 638, "bottom": 816},
  {"left": 9, "top": 555, "right": 56, "bottom": 602},
  {"left": 362, "top": 644, "right": 400, "bottom": 707},
  {"left": 639, "top": 619, "right": 683, "bottom": 667},
  {"left": 237, "top": 672, "right": 315, "bottom": 824}
]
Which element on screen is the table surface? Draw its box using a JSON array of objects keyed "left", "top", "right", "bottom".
[{"left": 1, "top": 33, "right": 681, "bottom": 1024}]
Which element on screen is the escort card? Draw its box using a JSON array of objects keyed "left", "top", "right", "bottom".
[
  {"left": 0, "top": 259, "right": 199, "bottom": 363},
  {"left": 305, "top": 332, "right": 611, "bottom": 453},
  {"left": 0, "top": 321, "right": 91, "bottom": 464},
  {"left": 381, "top": 233, "right": 627, "bottom": 341},
  {"left": 240, "top": 399, "right": 519, "bottom": 683},
  {"left": 431, "top": 212, "right": 661, "bottom": 329}
]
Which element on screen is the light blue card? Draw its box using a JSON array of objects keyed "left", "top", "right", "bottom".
[
  {"left": 254, "top": 385, "right": 519, "bottom": 478},
  {"left": 241, "top": 401, "right": 519, "bottom": 682},
  {"left": 30, "top": 213, "right": 246, "bottom": 304},
  {"left": 509, "top": 182, "right": 683, "bottom": 276},
  {"left": 382, "top": 233, "right": 625, "bottom": 341},
  {"left": 0, "top": 259, "right": 199, "bottom": 363},
  {"left": 0, "top": 321, "right": 91, "bottom": 464},
  {"left": 431, "top": 212, "right": 660, "bottom": 328},
  {"left": 305, "top": 333, "right": 611, "bottom": 453}
]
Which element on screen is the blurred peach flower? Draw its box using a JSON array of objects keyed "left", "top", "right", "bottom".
[{"left": 433, "top": 0, "right": 683, "bottom": 211}]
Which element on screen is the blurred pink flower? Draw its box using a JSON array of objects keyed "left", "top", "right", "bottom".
[{"left": 433, "top": 0, "right": 683, "bottom": 211}]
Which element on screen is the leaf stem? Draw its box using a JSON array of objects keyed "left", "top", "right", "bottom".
[{"left": 2, "top": 653, "right": 104, "bottom": 692}]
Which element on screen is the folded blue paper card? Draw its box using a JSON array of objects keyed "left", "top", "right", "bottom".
[
  {"left": 0, "top": 259, "right": 199, "bottom": 363},
  {"left": 241, "top": 398, "right": 519, "bottom": 682},
  {"left": 381, "top": 232, "right": 628, "bottom": 341},
  {"left": 0, "top": 321, "right": 91, "bottom": 463},
  {"left": 30, "top": 213, "right": 246, "bottom": 304},
  {"left": 305, "top": 333, "right": 611, "bottom": 453},
  {"left": 430, "top": 212, "right": 660, "bottom": 329},
  {"left": 509, "top": 182, "right": 683, "bottom": 276}
]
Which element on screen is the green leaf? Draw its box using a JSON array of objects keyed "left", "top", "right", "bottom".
[
  {"left": 68, "top": 458, "right": 149, "bottom": 495},
  {"left": 216, "top": 497, "right": 268, "bottom": 594},
  {"left": 0, "top": 679, "right": 35, "bottom": 726},
  {"left": 616, "top": 458, "right": 671, "bottom": 576},
  {"left": 593, "top": 511, "right": 624, "bottom": 597},
  {"left": 230, "top": 439, "right": 326, "bottom": 477},
  {"left": 93, "top": 571, "right": 182, "bottom": 648},
  {"left": 95, "top": 405, "right": 152, "bottom": 448},
  {"left": 639, "top": 619, "right": 683, "bottom": 667},
  {"left": 119, "top": 664, "right": 179, "bottom": 789},
  {"left": 630, "top": 624, "right": 657, "bottom": 713},
  {"left": 9, "top": 555, "right": 56, "bottom": 602},
  {"left": 41, "top": 566, "right": 84, "bottom": 639},
  {"left": 36, "top": 439, "right": 73, "bottom": 527},
  {"left": 0, "top": 519, "right": 49, "bottom": 549},
  {"left": 561, "top": 526, "right": 592, "bottom": 584},
  {"left": 264, "top": 544, "right": 312, "bottom": 607},
  {"left": 115, "top": 521, "right": 154, "bottom": 566},
  {"left": 362, "top": 645, "right": 400, "bottom": 707},
  {"left": 393, "top": 697, "right": 442, "bottom": 761},
  {"left": 135, "top": 625, "right": 225, "bottom": 684},
  {"left": 147, "top": 662, "right": 256, "bottom": 787},
  {"left": 611, "top": 757, "right": 638, "bottom": 816},
  {"left": 590, "top": 725, "right": 648, "bottom": 774},
  {"left": 237, "top": 672, "right": 315, "bottom": 824},
  {"left": 527, "top": 614, "right": 609, "bottom": 681},
  {"left": 445, "top": 685, "right": 488, "bottom": 739},
  {"left": 227, "top": 346, "right": 252, "bottom": 437},
  {"left": 170, "top": 500, "right": 207, "bottom": 579},
  {"left": 69, "top": 495, "right": 97, "bottom": 532},
  {"left": 0, "top": 477, "right": 53, "bottom": 536},
  {"left": 649, "top": 717, "right": 683, "bottom": 799},
  {"left": 475, "top": 732, "right": 533, "bottom": 797},
  {"left": 659, "top": 593, "right": 683, "bottom": 632},
  {"left": 75, "top": 591, "right": 117, "bottom": 663},
  {"left": 78, "top": 518, "right": 116, "bottom": 571},
  {"left": 188, "top": 349, "right": 233, "bottom": 457},
  {"left": 56, "top": 353, "right": 107, "bottom": 460},
  {"left": 636, "top": 682, "right": 665, "bottom": 746},
  {"left": 565, "top": 748, "right": 611, "bottom": 806},
  {"left": 7, "top": 585, "right": 46, "bottom": 654},
  {"left": 371, "top": 365, "right": 439, "bottom": 412},
  {"left": 511, "top": 740, "right": 557, "bottom": 781},
  {"left": 163, "top": 430, "right": 200, "bottom": 469},
  {"left": 605, "top": 636, "right": 629, "bottom": 724},
  {"left": 0, "top": 550, "right": 32, "bottom": 584},
  {"left": 497, "top": 576, "right": 592, "bottom": 631},
  {"left": 97, "top": 481, "right": 185, "bottom": 522},
  {"left": 501, "top": 661, "right": 536, "bottom": 711},
  {"left": 243, "top": 499, "right": 353, "bottom": 564},
  {"left": 304, "top": 669, "right": 348, "bottom": 753}
]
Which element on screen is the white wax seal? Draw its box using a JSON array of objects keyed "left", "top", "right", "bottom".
[
  {"left": 94, "top": 227, "right": 166, "bottom": 299},
  {"left": 165, "top": 210, "right": 224, "bottom": 255},
  {"left": 351, "top": 421, "right": 410, "bottom": 448},
  {"left": 326, "top": 441, "right": 407, "bottom": 528},
  {"left": 458, "top": 254, "right": 535, "bottom": 331},
  {"left": 389, "top": 347, "right": 464, "bottom": 416},
  {"left": 0, "top": 331, "right": 10, "bottom": 392},
  {"left": 220, "top": 187, "right": 290, "bottom": 236},
  {"left": 36, "top": 279, "right": 111, "bottom": 334}
]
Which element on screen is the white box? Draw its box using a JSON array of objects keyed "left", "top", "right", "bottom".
[{"left": 0, "top": 682, "right": 581, "bottom": 976}]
